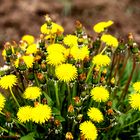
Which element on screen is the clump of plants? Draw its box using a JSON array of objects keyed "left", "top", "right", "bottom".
[{"left": 0, "top": 15, "right": 140, "bottom": 140}]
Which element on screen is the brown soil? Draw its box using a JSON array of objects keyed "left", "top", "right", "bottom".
[{"left": 0, "top": 0, "right": 140, "bottom": 45}]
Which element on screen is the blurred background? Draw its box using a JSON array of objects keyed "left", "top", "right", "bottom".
[{"left": 0, "top": 0, "right": 140, "bottom": 46}]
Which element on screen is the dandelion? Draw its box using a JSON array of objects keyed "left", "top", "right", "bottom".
[
  {"left": 92, "top": 54, "right": 111, "bottom": 67},
  {"left": 0, "top": 74, "right": 17, "bottom": 89},
  {"left": 70, "top": 46, "right": 89, "bottom": 61},
  {"left": 41, "top": 22, "right": 64, "bottom": 34},
  {"left": 129, "top": 93, "right": 140, "bottom": 111},
  {"left": 55, "top": 64, "right": 77, "bottom": 82},
  {"left": 93, "top": 20, "right": 113, "bottom": 33},
  {"left": 91, "top": 86, "right": 109, "bottom": 102},
  {"left": 101, "top": 34, "right": 118, "bottom": 48},
  {"left": 79, "top": 121, "right": 98, "bottom": 140},
  {"left": 47, "top": 44, "right": 66, "bottom": 54},
  {"left": 26, "top": 44, "right": 38, "bottom": 54},
  {"left": 22, "top": 35, "right": 35, "bottom": 45},
  {"left": 63, "top": 35, "right": 78, "bottom": 47},
  {"left": 31, "top": 104, "right": 52, "bottom": 124},
  {"left": 17, "top": 106, "right": 32, "bottom": 123},
  {"left": 0, "top": 94, "right": 6, "bottom": 112},
  {"left": 46, "top": 52, "right": 66, "bottom": 66},
  {"left": 87, "top": 107, "right": 104, "bottom": 123},
  {"left": 133, "top": 82, "right": 140, "bottom": 93},
  {"left": 23, "top": 86, "right": 42, "bottom": 100}
]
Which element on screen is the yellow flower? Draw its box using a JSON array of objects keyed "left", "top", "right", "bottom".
[
  {"left": 17, "top": 106, "right": 32, "bottom": 123},
  {"left": 92, "top": 54, "right": 111, "bottom": 67},
  {"left": 2, "top": 46, "right": 15, "bottom": 57},
  {"left": 46, "top": 52, "right": 66, "bottom": 66},
  {"left": 15, "top": 56, "right": 34, "bottom": 68},
  {"left": 133, "top": 82, "right": 140, "bottom": 93},
  {"left": 22, "top": 35, "right": 35, "bottom": 45},
  {"left": 23, "top": 86, "right": 42, "bottom": 100},
  {"left": 26, "top": 44, "right": 38, "bottom": 54},
  {"left": 0, "top": 94, "right": 6, "bottom": 112},
  {"left": 129, "top": 93, "right": 140, "bottom": 111},
  {"left": 41, "top": 22, "right": 64, "bottom": 34},
  {"left": 63, "top": 35, "right": 78, "bottom": 47},
  {"left": 79, "top": 121, "right": 98, "bottom": 140},
  {"left": 101, "top": 34, "right": 118, "bottom": 48},
  {"left": 64, "top": 48, "right": 70, "bottom": 58},
  {"left": 93, "top": 20, "right": 113, "bottom": 33},
  {"left": 70, "top": 46, "right": 89, "bottom": 61},
  {"left": 0, "top": 74, "right": 17, "bottom": 89},
  {"left": 31, "top": 104, "right": 52, "bottom": 124},
  {"left": 47, "top": 44, "right": 66, "bottom": 54},
  {"left": 91, "top": 86, "right": 109, "bottom": 102},
  {"left": 87, "top": 107, "right": 104, "bottom": 123},
  {"left": 55, "top": 64, "right": 77, "bottom": 82}
]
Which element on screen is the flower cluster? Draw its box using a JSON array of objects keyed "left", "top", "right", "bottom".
[{"left": 0, "top": 15, "right": 140, "bottom": 140}]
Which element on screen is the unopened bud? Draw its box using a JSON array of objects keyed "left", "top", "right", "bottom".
[{"left": 65, "top": 132, "right": 74, "bottom": 140}]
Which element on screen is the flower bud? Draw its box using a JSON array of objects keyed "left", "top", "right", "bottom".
[
  {"left": 37, "top": 73, "right": 46, "bottom": 84},
  {"left": 4, "top": 42, "right": 12, "bottom": 56},
  {"left": 73, "top": 96, "right": 82, "bottom": 107},
  {"left": 107, "top": 109, "right": 114, "bottom": 115},
  {"left": 65, "top": 132, "right": 74, "bottom": 140},
  {"left": 54, "top": 120, "right": 61, "bottom": 127},
  {"left": 68, "top": 104, "right": 75, "bottom": 117},
  {"left": 76, "top": 114, "right": 83, "bottom": 122}
]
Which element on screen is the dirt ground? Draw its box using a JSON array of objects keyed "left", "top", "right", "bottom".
[{"left": 0, "top": 0, "right": 140, "bottom": 46}]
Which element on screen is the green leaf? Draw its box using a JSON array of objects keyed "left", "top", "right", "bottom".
[
  {"left": 52, "top": 107, "right": 61, "bottom": 115},
  {"left": 55, "top": 115, "right": 65, "bottom": 122},
  {"left": 20, "top": 132, "right": 35, "bottom": 140},
  {"left": 42, "top": 91, "right": 54, "bottom": 106}
]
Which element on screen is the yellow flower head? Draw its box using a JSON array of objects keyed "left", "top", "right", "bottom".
[
  {"left": 129, "top": 93, "right": 140, "bottom": 111},
  {"left": 133, "top": 82, "right": 140, "bottom": 93},
  {"left": 101, "top": 34, "right": 118, "bottom": 48},
  {"left": 93, "top": 20, "right": 113, "bottom": 33},
  {"left": 41, "top": 22, "right": 64, "bottom": 34},
  {"left": 17, "top": 106, "right": 32, "bottom": 123},
  {"left": 22, "top": 35, "right": 35, "bottom": 45},
  {"left": 15, "top": 56, "right": 34, "bottom": 68},
  {"left": 91, "top": 86, "right": 109, "bottom": 102},
  {"left": 55, "top": 64, "right": 77, "bottom": 82},
  {"left": 23, "top": 86, "right": 42, "bottom": 100},
  {"left": 63, "top": 35, "right": 78, "bottom": 47},
  {"left": 46, "top": 52, "right": 66, "bottom": 66},
  {"left": 92, "top": 54, "right": 111, "bottom": 67},
  {"left": 47, "top": 44, "right": 66, "bottom": 54},
  {"left": 31, "top": 104, "right": 52, "bottom": 124},
  {"left": 87, "top": 107, "right": 104, "bottom": 123},
  {"left": 70, "top": 46, "right": 89, "bottom": 61},
  {"left": 79, "top": 121, "right": 98, "bottom": 140},
  {"left": 0, "top": 74, "right": 17, "bottom": 89},
  {"left": 26, "top": 44, "right": 38, "bottom": 54},
  {"left": 0, "top": 94, "right": 6, "bottom": 112}
]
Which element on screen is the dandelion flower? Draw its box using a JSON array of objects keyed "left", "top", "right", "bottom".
[
  {"left": 23, "top": 86, "right": 42, "bottom": 100},
  {"left": 31, "top": 104, "right": 52, "bottom": 124},
  {"left": 91, "top": 86, "right": 109, "bottom": 102},
  {"left": 63, "top": 35, "right": 78, "bottom": 47},
  {"left": 55, "top": 64, "right": 77, "bottom": 82},
  {"left": 87, "top": 107, "right": 104, "bottom": 123},
  {"left": 47, "top": 44, "right": 66, "bottom": 54},
  {"left": 22, "top": 35, "right": 35, "bottom": 45},
  {"left": 79, "top": 121, "right": 98, "bottom": 140},
  {"left": 129, "top": 93, "right": 140, "bottom": 111},
  {"left": 92, "top": 54, "right": 111, "bottom": 67},
  {"left": 133, "top": 82, "right": 140, "bottom": 93},
  {"left": 70, "top": 46, "right": 89, "bottom": 61},
  {"left": 46, "top": 52, "right": 66, "bottom": 66},
  {"left": 41, "top": 22, "right": 64, "bottom": 34},
  {"left": 0, "top": 74, "right": 17, "bottom": 89},
  {"left": 101, "top": 34, "right": 118, "bottom": 48},
  {"left": 26, "top": 44, "right": 38, "bottom": 54},
  {"left": 17, "top": 106, "right": 32, "bottom": 123},
  {"left": 0, "top": 94, "right": 6, "bottom": 112},
  {"left": 93, "top": 20, "right": 113, "bottom": 33}
]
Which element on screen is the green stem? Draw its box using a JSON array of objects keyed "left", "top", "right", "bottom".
[
  {"left": 121, "top": 117, "right": 140, "bottom": 129},
  {"left": 54, "top": 81, "right": 60, "bottom": 109},
  {"left": 100, "top": 46, "right": 107, "bottom": 54},
  {"left": 67, "top": 83, "right": 71, "bottom": 105},
  {"left": 9, "top": 88, "right": 20, "bottom": 107},
  {"left": 0, "top": 126, "right": 9, "bottom": 133},
  {"left": 86, "top": 64, "right": 94, "bottom": 83},
  {"left": 72, "top": 82, "right": 77, "bottom": 98}
]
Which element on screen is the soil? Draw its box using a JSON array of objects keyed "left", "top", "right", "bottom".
[{"left": 0, "top": 0, "right": 140, "bottom": 64}]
